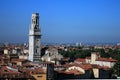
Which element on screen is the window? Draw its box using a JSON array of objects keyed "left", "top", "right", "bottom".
[
  {"left": 36, "top": 49, "right": 37, "bottom": 53},
  {"left": 36, "top": 19, "right": 38, "bottom": 24}
]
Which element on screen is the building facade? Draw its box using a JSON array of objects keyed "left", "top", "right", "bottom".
[
  {"left": 41, "top": 47, "right": 63, "bottom": 64},
  {"left": 29, "top": 13, "right": 41, "bottom": 63}
]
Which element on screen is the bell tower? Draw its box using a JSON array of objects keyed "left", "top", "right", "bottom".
[{"left": 29, "top": 13, "right": 41, "bottom": 63}]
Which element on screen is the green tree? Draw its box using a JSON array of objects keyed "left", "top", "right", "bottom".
[{"left": 111, "top": 62, "right": 120, "bottom": 77}]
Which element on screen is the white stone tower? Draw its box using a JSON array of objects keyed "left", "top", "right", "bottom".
[{"left": 29, "top": 13, "right": 41, "bottom": 63}]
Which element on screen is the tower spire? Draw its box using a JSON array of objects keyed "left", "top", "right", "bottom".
[{"left": 29, "top": 13, "right": 41, "bottom": 63}]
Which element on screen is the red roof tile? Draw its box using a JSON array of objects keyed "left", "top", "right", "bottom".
[
  {"left": 74, "top": 58, "right": 86, "bottom": 63},
  {"left": 92, "top": 64, "right": 110, "bottom": 70},
  {"left": 20, "top": 67, "right": 46, "bottom": 74},
  {"left": 11, "top": 59, "right": 26, "bottom": 63},
  {"left": 96, "top": 57, "right": 118, "bottom": 62},
  {"left": 0, "top": 66, "right": 20, "bottom": 75},
  {"left": 65, "top": 69, "right": 84, "bottom": 75},
  {"left": 62, "top": 63, "right": 92, "bottom": 70},
  {"left": 22, "top": 62, "right": 34, "bottom": 67}
]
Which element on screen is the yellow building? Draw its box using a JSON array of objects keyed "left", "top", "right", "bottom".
[
  {"left": 19, "top": 65, "right": 47, "bottom": 80},
  {"left": 32, "top": 74, "right": 46, "bottom": 80},
  {"left": 4, "top": 49, "right": 9, "bottom": 54}
]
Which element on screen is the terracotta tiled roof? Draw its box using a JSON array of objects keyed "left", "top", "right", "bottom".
[
  {"left": 0, "top": 54, "right": 9, "bottom": 59},
  {"left": 62, "top": 63, "right": 72, "bottom": 68},
  {"left": 62, "top": 58, "right": 70, "bottom": 61},
  {"left": 62, "top": 63, "right": 92, "bottom": 70},
  {"left": 11, "top": 59, "right": 26, "bottom": 63},
  {"left": 91, "top": 64, "right": 110, "bottom": 70},
  {"left": 96, "top": 57, "right": 118, "bottom": 62},
  {"left": 63, "top": 71, "right": 73, "bottom": 74},
  {"left": 79, "top": 63, "right": 92, "bottom": 70},
  {"left": 22, "top": 62, "right": 35, "bottom": 67},
  {"left": 20, "top": 67, "right": 46, "bottom": 74},
  {"left": 86, "top": 56, "right": 118, "bottom": 62},
  {"left": 0, "top": 65, "right": 20, "bottom": 75},
  {"left": 0, "top": 55, "right": 5, "bottom": 58},
  {"left": 57, "top": 63, "right": 111, "bottom": 75},
  {"left": 57, "top": 68, "right": 84, "bottom": 75},
  {"left": 65, "top": 69, "right": 84, "bottom": 75},
  {"left": 74, "top": 58, "right": 86, "bottom": 63},
  {"left": 54, "top": 65, "right": 63, "bottom": 68}
]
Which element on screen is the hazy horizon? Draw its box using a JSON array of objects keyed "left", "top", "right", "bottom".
[{"left": 0, "top": 0, "right": 120, "bottom": 43}]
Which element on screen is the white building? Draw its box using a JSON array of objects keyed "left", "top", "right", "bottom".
[
  {"left": 74, "top": 52, "right": 118, "bottom": 68},
  {"left": 76, "top": 42, "right": 82, "bottom": 47},
  {"left": 42, "top": 47, "right": 63, "bottom": 64},
  {"left": 29, "top": 13, "right": 41, "bottom": 63}
]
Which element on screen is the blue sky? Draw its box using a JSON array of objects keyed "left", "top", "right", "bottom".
[{"left": 0, "top": 0, "right": 120, "bottom": 43}]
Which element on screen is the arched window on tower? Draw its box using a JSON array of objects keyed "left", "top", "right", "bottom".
[
  {"left": 36, "top": 19, "right": 38, "bottom": 24},
  {"left": 36, "top": 49, "right": 37, "bottom": 54}
]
